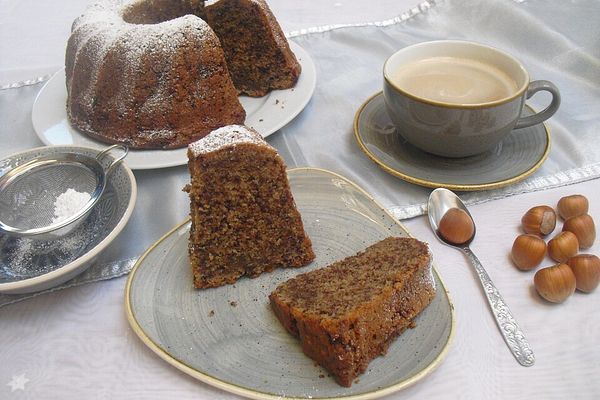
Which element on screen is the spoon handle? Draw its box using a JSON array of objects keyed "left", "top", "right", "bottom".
[{"left": 462, "top": 246, "right": 535, "bottom": 367}]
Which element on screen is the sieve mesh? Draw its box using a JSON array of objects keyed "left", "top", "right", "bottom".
[
  {"left": 0, "top": 145, "right": 127, "bottom": 237},
  {"left": 0, "top": 162, "right": 99, "bottom": 231}
]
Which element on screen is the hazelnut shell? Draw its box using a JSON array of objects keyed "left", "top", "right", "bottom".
[{"left": 534, "top": 264, "right": 576, "bottom": 303}]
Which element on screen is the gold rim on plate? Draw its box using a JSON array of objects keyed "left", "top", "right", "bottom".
[
  {"left": 125, "top": 167, "right": 456, "bottom": 400},
  {"left": 353, "top": 92, "right": 551, "bottom": 191}
]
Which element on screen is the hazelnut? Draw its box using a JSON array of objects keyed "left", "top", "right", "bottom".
[
  {"left": 547, "top": 231, "right": 579, "bottom": 263},
  {"left": 521, "top": 205, "right": 556, "bottom": 236},
  {"left": 562, "top": 214, "right": 596, "bottom": 249},
  {"left": 557, "top": 195, "right": 589, "bottom": 220},
  {"left": 534, "top": 264, "right": 576, "bottom": 303},
  {"left": 438, "top": 207, "right": 474, "bottom": 245},
  {"left": 567, "top": 254, "right": 600, "bottom": 293},
  {"left": 511, "top": 234, "right": 546, "bottom": 271}
]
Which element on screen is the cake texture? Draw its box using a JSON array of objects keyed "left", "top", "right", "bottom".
[
  {"left": 65, "top": 0, "right": 301, "bottom": 149},
  {"left": 205, "top": 0, "right": 301, "bottom": 96},
  {"left": 185, "top": 124, "right": 314, "bottom": 288},
  {"left": 269, "top": 237, "right": 436, "bottom": 387}
]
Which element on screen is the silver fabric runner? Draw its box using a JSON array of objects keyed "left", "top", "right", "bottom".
[
  {"left": 0, "top": 74, "right": 52, "bottom": 90},
  {"left": 271, "top": 0, "right": 600, "bottom": 220},
  {"left": 1, "top": 0, "right": 599, "bottom": 306},
  {"left": 0, "top": 258, "right": 137, "bottom": 307}
]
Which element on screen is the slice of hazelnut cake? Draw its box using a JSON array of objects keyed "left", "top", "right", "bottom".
[
  {"left": 185, "top": 124, "right": 315, "bottom": 289},
  {"left": 269, "top": 237, "right": 436, "bottom": 386}
]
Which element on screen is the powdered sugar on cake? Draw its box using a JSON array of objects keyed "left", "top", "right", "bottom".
[
  {"left": 67, "top": 0, "right": 216, "bottom": 137},
  {"left": 189, "top": 125, "right": 271, "bottom": 155}
]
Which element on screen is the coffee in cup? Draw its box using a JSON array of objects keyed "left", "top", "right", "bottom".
[
  {"left": 390, "top": 56, "right": 518, "bottom": 105},
  {"left": 383, "top": 40, "right": 560, "bottom": 158}
]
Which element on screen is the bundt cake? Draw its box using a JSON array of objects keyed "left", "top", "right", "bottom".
[
  {"left": 65, "top": 0, "right": 301, "bottom": 149},
  {"left": 270, "top": 237, "right": 436, "bottom": 387},
  {"left": 185, "top": 124, "right": 314, "bottom": 289}
]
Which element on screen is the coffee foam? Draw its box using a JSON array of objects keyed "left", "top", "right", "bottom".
[{"left": 391, "top": 56, "right": 518, "bottom": 105}]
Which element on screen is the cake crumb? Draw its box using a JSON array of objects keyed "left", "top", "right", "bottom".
[
  {"left": 230, "top": 301, "right": 238, "bottom": 307},
  {"left": 208, "top": 310, "right": 215, "bottom": 317}
]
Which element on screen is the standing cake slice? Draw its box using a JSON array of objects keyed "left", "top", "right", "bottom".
[
  {"left": 186, "top": 125, "right": 315, "bottom": 289},
  {"left": 269, "top": 237, "right": 436, "bottom": 387}
]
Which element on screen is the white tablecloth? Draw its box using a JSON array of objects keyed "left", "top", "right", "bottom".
[{"left": 1, "top": 1, "right": 599, "bottom": 399}]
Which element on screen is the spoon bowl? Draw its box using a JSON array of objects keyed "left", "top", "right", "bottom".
[
  {"left": 427, "top": 188, "right": 535, "bottom": 367},
  {"left": 428, "top": 188, "right": 476, "bottom": 246}
]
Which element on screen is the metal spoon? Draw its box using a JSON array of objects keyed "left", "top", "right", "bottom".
[{"left": 428, "top": 188, "right": 535, "bottom": 367}]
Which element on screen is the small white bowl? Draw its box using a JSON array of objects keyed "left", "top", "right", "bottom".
[{"left": 0, "top": 145, "right": 137, "bottom": 294}]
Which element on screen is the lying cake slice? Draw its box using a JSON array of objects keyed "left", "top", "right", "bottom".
[
  {"left": 186, "top": 125, "right": 315, "bottom": 288},
  {"left": 269, "top": 237, "right": 436, "bottom": 387}
]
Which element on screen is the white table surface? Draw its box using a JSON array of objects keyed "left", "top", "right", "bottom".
[{"left": 1, "top": 1, "right": 599, "bottom": 399}]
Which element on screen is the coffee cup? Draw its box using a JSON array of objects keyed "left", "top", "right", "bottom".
[{"left": 383, "top": 40, "right": 560, "bottom": 158}]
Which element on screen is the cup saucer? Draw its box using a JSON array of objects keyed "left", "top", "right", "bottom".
[{"left": 353, "top": 92, "right": 551, "bottom": 191}]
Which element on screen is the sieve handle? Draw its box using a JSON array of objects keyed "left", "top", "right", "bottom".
[{"left": 96, "top": 144, "right": 128, "bottom": 175}]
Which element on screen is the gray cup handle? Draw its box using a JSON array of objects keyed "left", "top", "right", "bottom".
[{"left": 514, "top": 80, "right": 561, "bottom": 129}]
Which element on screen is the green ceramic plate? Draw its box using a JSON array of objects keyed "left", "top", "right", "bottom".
[
  {"left": 354, "top": 92, "right": 551, "bottom": 191},
  {"left": 126, "top": 168, "right": 455, "bottom": 399}
]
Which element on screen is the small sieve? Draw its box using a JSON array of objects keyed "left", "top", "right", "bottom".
[{"left": 0, "top": 144, "right": 128, "bottom": 239}]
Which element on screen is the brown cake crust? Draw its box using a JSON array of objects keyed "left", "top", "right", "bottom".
[
  {"left": 269, "top": 237, "right": 436, "bottom": 387},
  {"left": 186, "top": 125, "right": 314, "bottom": 288}
]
